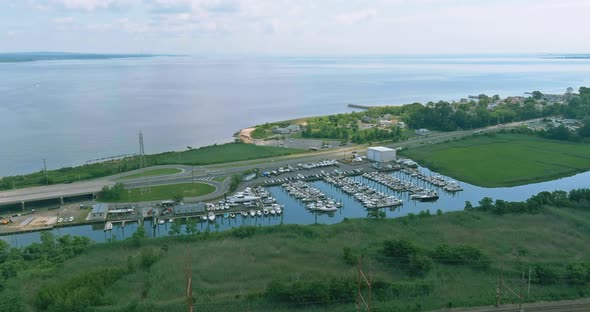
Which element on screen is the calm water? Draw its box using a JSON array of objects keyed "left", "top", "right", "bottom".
[
  {"left": 2, "top": 55, "right": 590, "bottom": 176},
  {"left": 3, "top": 166, "right": 589, "bottom": 247}
]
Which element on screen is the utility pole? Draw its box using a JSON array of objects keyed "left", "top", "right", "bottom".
[
  {"left": 496, "top": 262, "right": 504, "bottom": 307},
  {"left": 139, "top": 130, "right": 145, "bottom": 169},
  {"left": 43, "top": 158, "right": 48, "bottom": 185},
  {"left": 527, "top": 266, "right": 531, "bottom": 297}
]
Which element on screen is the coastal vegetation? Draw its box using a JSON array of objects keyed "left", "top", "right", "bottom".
[
  {"left": 117, "top": 168, "right": 182, "bottom": 180},
  {"left": 400, "top": 133, "right": 590, "bottom": 187},
  {"left": 1, "top": 190, "right": 589, "bottom": 311},
  {"left": 99, "top": 182, "right": 215, "bottom": 203},
  {"left": 0, "top": 143, "right": 302, "bottom": 191}
]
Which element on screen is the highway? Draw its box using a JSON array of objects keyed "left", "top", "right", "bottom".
[{"left": 0, "top": 120, "right": 533, "bottom": 207}]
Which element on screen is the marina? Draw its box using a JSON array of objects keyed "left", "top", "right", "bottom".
[{"left": 3, "top": 164, "right": 590, "bottom": 247}]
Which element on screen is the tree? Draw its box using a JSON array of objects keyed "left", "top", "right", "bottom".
[
  {"left": 464, "top": 201, "right": 473, "bottom": 211},
  {"left": 169, "top": 219, "right": 182, "bottom": 236},
  {"left": 171, "top": 193, "right": 184, "bottom": 203},
  {"left": 130, "top": 225, "right": 146, "bottom": 247},
  {"left": 478, "top": 197, "right": 494, "bottom": 211},
  {"left": 532, "top": 90, "right": 543, "bottom": 100}
]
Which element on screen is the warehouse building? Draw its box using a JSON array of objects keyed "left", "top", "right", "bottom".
[{"left": 367, "top": 146, "right": 396, "bottom": 163}]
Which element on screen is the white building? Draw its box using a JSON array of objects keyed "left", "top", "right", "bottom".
[{"left": 367, "top": 146, "right": 396, "bottom": 163}]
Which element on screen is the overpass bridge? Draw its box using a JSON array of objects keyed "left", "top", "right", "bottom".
[{"left": 0, "top": 181, "right": 114, "bottom": 210}]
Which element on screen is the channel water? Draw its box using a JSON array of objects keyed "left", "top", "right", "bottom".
[{"left": 3, "top": 166, "right": 588, "bottom": 247}]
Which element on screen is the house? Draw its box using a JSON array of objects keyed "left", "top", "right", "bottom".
[
  {"left": 271, "top": 124, "right": 301, "bottom": 134},
  {"left": 379, "top": 120, "right": 392, "bottom": 127},
  {"left": 88, "top": 203, "right": 108, "bottom": 221}
]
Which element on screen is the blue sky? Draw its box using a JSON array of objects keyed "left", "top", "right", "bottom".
[{"left": 2, "top": 0, "right": 589, "bottom": 55}]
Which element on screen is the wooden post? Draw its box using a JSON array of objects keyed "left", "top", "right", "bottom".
[{"left": 496, "top": 262, "right": 504, "bottom": 307}]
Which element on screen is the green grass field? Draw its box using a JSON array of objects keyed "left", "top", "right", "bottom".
[
  {"left": 150, "top": 143, "right": 303, "bottom": 166},
  {"left": 117, "top": 168, "right": 182, "bottom": 180},
  {"left": 100, "top": 182, "right": 215, "bottom": 203},
  {"left": 0, "top": 143, "right": 303, "bottom": 190},
  {"left": 6, "top": 207, "right": 590, "bottom": 312},
  {"left": 400, "top": 133, "right": 590, "bottom": 187}
]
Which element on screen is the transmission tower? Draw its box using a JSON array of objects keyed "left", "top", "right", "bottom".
[{"left": 139, "top": 130, "right": 145, "bottom": 169}]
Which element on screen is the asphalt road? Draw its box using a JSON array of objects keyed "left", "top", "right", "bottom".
[{"left": 0, "top": 120, "right": 535, "bottom": 206}]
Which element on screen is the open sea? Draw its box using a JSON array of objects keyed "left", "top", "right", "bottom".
[{"left": 2, "top": 54, "right": 590, "bottom": 177}]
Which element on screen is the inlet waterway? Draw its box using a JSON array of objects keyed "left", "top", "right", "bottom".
[{"left": 3, "top": 167, "right": 589, "bottom": 247}]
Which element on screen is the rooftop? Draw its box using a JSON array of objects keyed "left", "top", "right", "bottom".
[
  {"left": 91, "top": 203, "right": 108, "bottom": 214},
  {"left": 368, "top": 146, "right": 394, "bottom": 152}
]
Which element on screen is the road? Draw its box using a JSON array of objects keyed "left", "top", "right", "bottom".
[
  {"left": 0, "top": 119, "right": 534, "bottom": 207},
  {"left": 431, "top": 297, "right": 590, "bottom": 312}
]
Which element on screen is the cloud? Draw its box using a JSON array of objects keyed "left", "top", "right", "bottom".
[
  {"left": 334, "top": 8, "right": 377, "bottom": 25},
  {"left": 52, "top": 16, "right": 74, "bottom": 23},
  {"left": 38, "top": 0, "right": 139, "bottom": 11}
]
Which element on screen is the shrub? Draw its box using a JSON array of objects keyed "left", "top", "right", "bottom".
[
  {"left": 531, "top": 264, "right": 559, "bottom": 285},
  {"left": 566, "top": 263, "right": 589, "bottom": 285},
  {"left": 265, "top": 277, "right": 355, "bottom": 305},
  {"left": 342, "top": 247, "right": 358, "bottom": 266},
  {"left": 431, "top": 244, "right": 490, "bottom": 268}
]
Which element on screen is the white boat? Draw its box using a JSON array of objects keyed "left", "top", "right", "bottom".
[
  {"left": 256, "top": 210, "right": 262, "bottom": 216},
  {"left": 318, "top": 205, "right": 338, "bottom": 212},
  {"left": 230, "top": 213, "right": 236, "bottom": 218},
  {"left": 201, "top": 215, "right": 207, "bottom": 221},
  {"left": 208, "top": 212, "right": 216, "bottom": 221},
  {"left": 229, "top": 194, "right": 261, "bottom": 203},
  {"left": 410, "top": 190, "right": 439, "bottom": 201},
  {"left": 168, "top": 218, "right": 174, "bottom": 223},
  {"left": 274, "top": 206, "right": 282, "bottom": 214},
  {"left": 269, "top": 208, "right": 276, "bottom": 215},
  {"left": 249, "top": 210, "right": 256, "bottom": 217},
  {"left": 158, "top": 219, "right": 165, "bottom": 225},
  {"left": 104, "top": 222, "right": 113, "bottom": 231},
  {"left": 241, "top": 211, "right": 248, "bottom": 217},
  {"left": 263, "top": 209, "right": 269, "bottom": 216}
]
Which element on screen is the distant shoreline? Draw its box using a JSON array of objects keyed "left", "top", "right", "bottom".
[{"left": 0, "top": 52, "right": 174, "bottom": 63}]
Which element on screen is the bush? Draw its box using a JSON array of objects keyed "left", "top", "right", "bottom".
[
  {"left": 382, "top": 239, "right": 418, "bottom": 263},
  {"left": 265, "top": 277, "right": 355, "bottom": 305},
  {"left": 566, "top": 263, "right": 589, "bottom": 285},
  {"left": 35, "top": 268, "right": 127, "bottom": 311},
  {"left": 342, "top": 247, "right": 358, "bottom": 266},
  {"left": 431, "top": 244, "right": 490, "bottom": 268},
  {"left": 531, "top": 264, "right": 559, "bottom": 285},
  {"left": 382, "top": 239, "right": 433, "bottom": 275}
]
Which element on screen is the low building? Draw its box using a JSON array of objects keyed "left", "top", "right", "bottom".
[
  {"left": 88, "top": 203, "right": 108, "bottom": 221},
  {"left": 173, "top": 203, "right": 206, "bottom": 216},
  {"left": 367, "top": 146, "right": 396, "bottom": 163},
  {"left": 415, "top": 128, "right": 430, "bottom": 136}
]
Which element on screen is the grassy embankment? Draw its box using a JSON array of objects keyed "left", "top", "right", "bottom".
[
  {"left": 99, "top": 183, "right": 215, "bottom": 203},
  {"left": 4, "top": 206, "right": 590, "bottom": 312},
  {"left": 400, "top": 133, "right": 590, "bottom": 187},
  {"left": 0, "top": 143, "right": 303, "bottom": 191},
  {"left": 117, "top": 168, "right": 183, "bottom": 180}
]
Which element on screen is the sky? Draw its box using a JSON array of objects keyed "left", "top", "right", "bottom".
[{"left": 1, "top": 0, "right": 590, "bottom": 55}]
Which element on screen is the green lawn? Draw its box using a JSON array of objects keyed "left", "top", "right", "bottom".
[
  {"left": 150, "top": 143, "right": 303, "bottom": 166},
  {"left": 101, "top": 182, "right": 215, "bottom": 203},
  {"left": 6, "top": 207, "right": 590, "bottom": 311},
  {"left": 0, "top": 143, "right": 303, "bottom": 191},
  {"left": 400, "top": 133, "right": 590, "bottom": 187},
  {"left": 117, "top": 168, "right": 182, "bottom": 180}
]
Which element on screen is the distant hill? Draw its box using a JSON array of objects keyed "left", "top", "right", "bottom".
[{"left": 0, "top": 52, "right": 161, "bottom": 63}]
